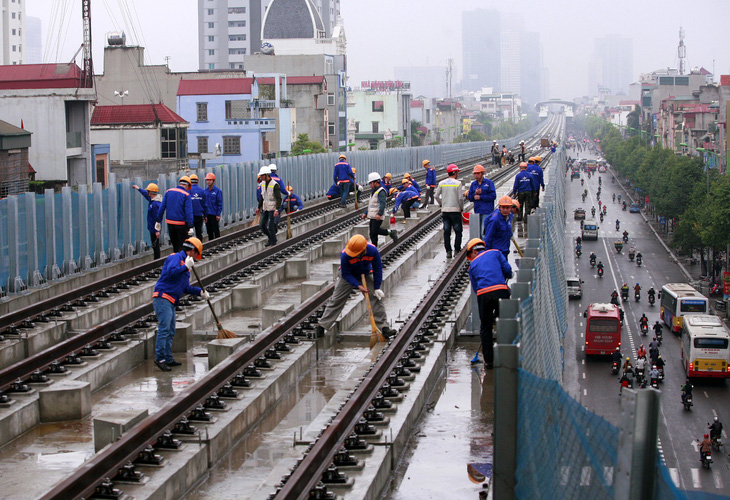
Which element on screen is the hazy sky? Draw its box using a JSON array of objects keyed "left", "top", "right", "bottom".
[{"left": 26, "top": 0, "right": 730, "bottom": 99}]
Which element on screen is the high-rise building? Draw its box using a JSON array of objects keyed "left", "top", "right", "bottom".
[
  {"left": 520, "top": 31, "right": 544, "bottom": 106},
  {"left": 500, "top": 31, "right": 521, "bottom": 94},
  {"left": 461, "top": 8, "right": 501, "bottom": 92},
  {"left": 198, "top": 0, "right": 340, "bottom": 71},
  {"left": 1, "top": 0, "right": 25, "bottom": 65},
  {"left": 593, "top": 34, "right": 633, "bottom": 96},
  {"left": 25, "top": 16, "right": 42, "bottom": 64},
  {"left": 393, "top": 66, "right": 447, "bottom": 99}
]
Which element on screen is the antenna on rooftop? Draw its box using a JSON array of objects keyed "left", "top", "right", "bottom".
[
  {"left": 81, "top": 0, "right": 94, "bottom": 88},
  {"left": 677, "top": 27, "right": 686, "bottom": 76}
]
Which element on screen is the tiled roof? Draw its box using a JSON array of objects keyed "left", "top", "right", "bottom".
[
  {"left": 91, "top": 104, "right": 187, "bottom": 126},
  {"left": 720, "top": 75, "right": 730, "bottom": 86},
  {"left": 177, "top": 78, "right": 254, "bottom": 96},
  {"left": 0, "top": 63, "right": 82, "bottom": 89},
  {"left": 258, "top": 76, "right": 325, "bottom": 85}
]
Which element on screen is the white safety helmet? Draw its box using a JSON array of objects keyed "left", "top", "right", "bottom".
[
  {"left": 367, "top": 172, "right": 381, "bottom": 183},
  {"left": 258, "top": 166, "right": 271, "bottom": 176},
  {"left": 269, "top": 163, "right": 277, "bottom": 171},
  {"left": 493, "top": 140, "right": 497, "bottom": 143},
  {"left": 520, "top": 140, "right": 525, "bottom": 144}
]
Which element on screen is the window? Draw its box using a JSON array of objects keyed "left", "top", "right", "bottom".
[
  {"left": 228, "top": 7, "right": 245, "bottom": 13},
  {"left": 208, "top": 63, "right": 215, "bottom": 70},
  {"left": 208, "top": 49, "right": 215, "bottom": 55},
  {"left": 328, "top": 122, "right": 335, "bottom": 136},
  {"left": 694, "top": 338, "right": 729, "bottom": 349},
  {"left": 223, "top": 136, "right": 241, "bottom": 155},
  {"left": 229, "top": 35, "right": 246, "bottom": 41},
  {"left": 228, "top": 48, "right": 246, "bottom": 55},
  {"left": 208, "top": 36, "right": 215, "bottom": 42},
  {"left": 225, "top": 100, "right": 247, "bottom": 119},
  {"left": 161, "top": 128, "right": 177, "bottom": 159},
  {"left": 12, "top": 29, "right": 16, "bottom": 35},
  {"left": 11, "top": 12, "right": 15, "bottom": 19},
  {"left": 327, "top": 93, "right": 335, "bottom": 106},
  {"left": 228, "top": 21, "right": 246, "bottom": 27},
  {"left": 354, "top": 121, "right": 360, "bottom": 133},
  {"left": 372, "top": 121, "right": 379, "bottom": 133},
  {"left": 208, "top": 22, "right": 214, "bottom": 28},
  {"left": 197, "top": 136, "right": 209, "bottom": 153},
  {"left": 207, "top": 8, "right": 214, "bottom": 14},
  {"left": 12, "top": 46, "right": 16, "bottom": 52},
  {"left": 372, "top": 101, "right": 384, "bottom": 112},
  {"left": 197, "top": 102, "right": 208, "bottom": 121}
]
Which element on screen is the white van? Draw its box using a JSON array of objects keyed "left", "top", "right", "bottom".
[{"left": 582, "top": 220, "right": 598, "bottom": 240}]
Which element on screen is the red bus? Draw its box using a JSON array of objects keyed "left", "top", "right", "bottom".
[{"left": 584, "top": 303, "right": 621, "bottom": 355}]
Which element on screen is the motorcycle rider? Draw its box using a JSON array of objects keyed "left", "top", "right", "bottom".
[
  {"left": 681, "top": 378, "right": 693, "bottom": 405},
  {"left": 581, "top": 178, "right": 584, "bottom": 186},
  {"left": 628, "top": 246, "right": 636, "bottom": 260},
  {"left": 623, "top": 230, "right": 629, "bottom": 241},
  {"left": 600, "top": 212, "right": 604, "bottom": 222},
  {"left": 621, "top": 283, "right": 630, "bottom": 300},
  {"left": 649, "top": 365, "right": 660, "bottom": 386},
  {"left": 610, "top": 289, "right": 619, "bottom": 305},
  {"left": 612, "top": 193, "right": 616, "bottom": 203},
  {"left": 699, "top": 434, "right": 712, "bottom": 463},
  {"left": 611, "top": 346, "right": 623, "bottom": 365},
  {"left": 575, "top": 241, "right": 582, "bottom": 256},
  {"left": 709, "top": 417, "right": 723, "bottom": 443},
  {"left": 639, "top": 314, "right": 649, "bottom": 332},
  {"left": 637, "top": 344, "right": 647, "bottom": 359},
  {"left": 655, "top": 355, "right": 665, "bottom": 377},
  {"left": 615, "top": 219, "right": 620, "bottom": 230},
  {"left": 619, "top": 307, "right": 625, "bottom": 325},
  {"left": 648, "top": 287, "right": 656, "bottom": 303},
  {"left": 649, "top": 336, "right": 660, "bottom": 352},
  {"left": 634, "top": 282, "right": 642, "bottom": 296},
  {"left": 636, "top": 355, "right": 647, "bottom": 381},
  {"left": 589, "top": 252, "right": 596, "bottom": 266},
  {"left": 602, "top": 205, "right": 607, "bottom": 215},
  {"left": 591, "top": 206, "right": 596, "bottom": 218},
  {"left": 618, "top": 194, "right": 622, "bottom": 204},
  {"left": 622, "top": 356, "right": 633, "bottom": 375}
]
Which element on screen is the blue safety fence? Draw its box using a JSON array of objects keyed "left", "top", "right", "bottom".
[{"left": 2, "top": 129, "right": 553, "bottom": 295}]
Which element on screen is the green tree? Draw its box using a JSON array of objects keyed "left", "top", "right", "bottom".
[
  {"left": 290, "top": 133, "right": 326, "bottom": 155},
  {"left": 411, "top": 120, "right": 424, "bottom": 147}
]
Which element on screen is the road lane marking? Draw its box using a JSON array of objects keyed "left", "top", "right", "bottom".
[
  {"left": 714, "top": 471, "right": 723, "bottom": 490},
  {"left": 691, "top": 468, "right": 701, "bottom": 489},
  {"left": 669, "top": 468, "right": 679, "bottom": 486},
  {"left": 704, "top": 391, "right": 709, "bottom": 398},
  {"left": 582, "top": 359, "right": 585, "bottom": 365},
  {"left": 603, "top": 466, "right": 614, "bottom": 486},
  {"left": 580, "top": 466, "right": 591, "bottom": 486},
  {"left": 712, "top": 409, "right": 717, "bottom": 417},
  {"left": 583, "top": 389, "right": 587, "bottom": 396},
  {"left": 560, "top": 466, "right": 569, "bottom": 485},
  {"left": 582, "top": 372, "right": 586, "bottom": 379}
]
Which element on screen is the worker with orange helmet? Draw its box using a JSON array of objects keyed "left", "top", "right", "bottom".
[
  {"left": 132, "top": 182, "right": 162, "bottom": 259},
  {"left": 467, "top": 164, "right": 497, "bottom": 235},
  {"left": 422, "top": 160, "right": 437, "bottom": 208},
  {"left": 381, "top": 173, "right": 393, "bottom": 192},
  {"left": 280, "top": 185, "right": 304, "bottom": 213},
  {"left": 152, "top": 237, "right": 209, "bottom": 371},
  {"left": 483, "top": 196, "right": 515, "bottom": 258},
  {"left": 527, "top": 157, "right": 545, "bottom": 209},
  {"left": 512, "top": 162, "right": 537, "bottom": 221},
  {"left": 393, "top": 178, "right": 421, "bottom": 220},
  {"left": 333, "top": 154, "right": 355, "bottom": 207},
  {"left": 435, "top": 164, "right": 464, "bottom": 258},
  {"left": 189, "top": 174, "right": 207, "bottom": 240},
  {"left": 466, "top": 238, "right": 512, "bottom": 367},
  {"left": 315, "top": 235, "right": 396, "bottom": 339},
  {"left": 204, "top": 172, "right": 223, "bottom": 240},
  {"left": 156, "top": 176, "right": 194, "bottom": 252}
]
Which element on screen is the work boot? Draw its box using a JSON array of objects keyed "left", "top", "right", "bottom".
[
  {"left": 381, "top": 326, "right": 397, "bottom": 338},
  {"left": 390, "top": 230, "right": 398, "bottom": 244},
  {"left": 154, "top": 359, "right": 171, "bottom": 372},
  {"left": 446, "top": 251, "right": 452, "bottom": 259}
]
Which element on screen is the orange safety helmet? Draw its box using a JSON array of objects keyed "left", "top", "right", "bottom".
[
  {"left": 534, "top": 156, "right": 542, "bottom": 162},
  {"left": 384, "top": 173, "right": 393, "bottom": 179},
  {"left": 183, "top": 237, "right": 203, "bottom": 260},
  {"left": 401, "top": 178, "right": 411, "bottom": 185},
  {"left": 344, "top": 234, "right": 368, "bottom": 257},
  {"left": 286, "top": 185, "right": 294, "bottom": 193},
  {"left": 466, "top": 238, "right": 486, "bottom": 253},
  {"left": 388, "top": 187, "right": 398, "bottom": 196},
  {"left": 145, "top": 183, "right": 159, "bottom": 193},
  {"left": 422, "top": 159, "right": 431, "bottom": 166},
  {"left": 512, "top": 198, "right": 520, "bottom": 210},
  {"left": 520, "top": 162, "right": 528, "bottom": 168},
  {"left": 473, "top": 164, "right": 486, "bottom": 174},
  {"left": 205, "top": 172, "right": 216, "bottom": 181},
  {"left": 189, "top": 174, "right": 199, "bottom": 182},
  {"left": 179, "top": 176, "right": 192, "bottom": 186},
  {"left": 498, "top": 195, "right": 514, "bottom": 207}
]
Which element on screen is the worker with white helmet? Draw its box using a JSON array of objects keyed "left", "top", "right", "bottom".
[
  {"left": 315, "top": 235, "right": 396, "bottom": 339},
  {"left": 362, "top": 172, "right": 398, "bottom": 247},
  {"left": 491, "top": 140, "right": 500, "bottom": 167},
  {"left": 256, "top": 166, "right": 281, "bottom": 247},
  {"left": 132, "top": 182, "right": 162, "bottom": 259}
]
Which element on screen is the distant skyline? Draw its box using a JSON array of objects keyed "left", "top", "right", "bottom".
[{"left": 25, "top": 0, "right": 730, "bottom": 100}]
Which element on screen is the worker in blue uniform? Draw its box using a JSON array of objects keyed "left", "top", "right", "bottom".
[
  {"left": 512, "top": 162, "right": 537, "bottom": 221},
  {"left": 381, "top": 173, "right": 393, "bottom": 192},
  {"left": 315, "top": 235, "right": 397, "bottom": 338},
  {"left": 204, "top": 172, "right": 223, "bottom": 240},
  {"left": 466, "top": 238, "right": 512, "bottom": 367},
  {"left": 528, "top": 156, "right": 545, "bottom": 208},
  {"left": 422, "top": 160, "right": 437, "bottom": 209},
  {"left": 189, "top": 174, "right": 207, "bottom": 240},
  {"left": 132, "top": 182, "right": 162, "bottom": 259},
  {"left": 268, "top": 164, "right": 287, "bottom": 192},
  {"left": 483, "top": 196, "right": 514, "bottom": 259},
  {"left": 333, "top": 154, "right": 355, "bottom": 207},
  {"left": 403, "top": 172, "right": 421, "bottom": 194},
  {"left": 281, "top": 185, "right": 304, "bottom": 213},
  {"left": 467, "top": 164, "right": 497, "bottom": 236},
  {"left": 392, "top": 180, "right": 421, "bottom": 220},
  {"left": 152, "top": 237, "right": 209, "bottom": 371},
  {"left": 326, "top": 183, "right": 340, "bottom": 200},
  {"left": 156, "top": 176, "right": 194, "bottom": 253}
]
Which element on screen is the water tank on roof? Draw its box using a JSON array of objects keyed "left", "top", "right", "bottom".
[{"left": 107, "top": 31, "right": 126, "bottom": 46}]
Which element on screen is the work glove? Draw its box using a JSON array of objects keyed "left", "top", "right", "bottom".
[
  {"left": 185, "top": 256, "right": 195, "bottom": 270},
  {"left": 373, "top": 289, "right": 385, "bottom": 301},
  {"left": 188, "top": 228, "right": 194, "bottom": 237},
  {"left": 154, "top": 222, "right": 161, "bottom": 232},
  {"left": 200, "top": 290, "right": 210, "bottom": 301}
]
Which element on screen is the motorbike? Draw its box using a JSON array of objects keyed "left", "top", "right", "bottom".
[
  {"left": 622, "top": 202, "right": 627, "bottom": 211},
  {"left": 709, "top": 432, "right": 723, "bottom": 452},
  {"left": 683, "top": 393, "right": 693, "bottom": 410},
  {"left": 603, "top": 205, "right": 607, "bottom": 214},
  {"left": 582, "top": 193, "right": 587, "bottom": 202},
  {"left": 614, "top": 241, "right": 623, "bottom": 253},
  {"left": 612, "top": 177, "right": 615, "bottom": 183},
  {"left": 611, "top": 361, "right": 620, "bottom": 375},
  {"left": 575, "top": 247, "right": 582, "bottom": 258},
  {"left": 648, "top": 294, "right": 655, "bottom": 306},
  {"left": 621, "top": 289, "right": 629, "bottom": 302},
  {"left": 636, "top": 368, "right": 645, "bottom": 385},
  {"left": 656, "top": 329, "right": 663, "bottom": 344},
  {"left": 590, "top": 256, "right": 596, "bottom": 268},
  {"left": 628, "top": 251, "right": 635, "bottom": 262},
  {"left": 701, "top": 449, "right": 713, "bottom": 469},
  {"left": 615, "top": 221, "right": 620, "bottom": 231},
  {"left": 581, "top": 179, "right": 584, "bottom": 186},
  {"left": 651, "top": 378, "right": 659, "bottom": 389},
  {"left": 641, "top": 323, "right": 648, "bottom": 335},
  {"left": 600, "top": 213, "right": 604, "bottom": 223},
  {"left": 710, "top": 283, "right": 723, "bottom": 297},
  {"left": 658, "top": 366, "right": 664, "bottom": 381},
  {"left": 598, "top": 267, "right": 604, "bottom": 278},
  {"left": 623, "top": 233, "right": 629, "bottom": 243},
  {"left": 591, "top": 208, "right": 596, "bottom": 218},
  {"left": 635, "top": 291, "right": 641, "bottom": 302},
  {"left": 636, "top": 255, "right": 642, "bottom": 266}
]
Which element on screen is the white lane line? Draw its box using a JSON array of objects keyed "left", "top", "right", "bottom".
[
  {"left": 714, "top": 471, "right": 724, "bottom": 490},
  {"left": 691, "top": 468, "right": 701, "bottom": 489},
  {"left": 580, "top": 466, "right": 591, "bottom": 486},
  {"left": 604, "top": 466, "right": 614, "bottom": 486},
  {"left": 669, "top": 468, "right": 679, "bottom": 486},
  {"left": 712, "top": 408, "right": 717, "bottom": 417},
  {"left": 704, "top": 391, "right": 709, "bottom": 398},
  {"left": 560, "top": 466, "right": 570, "bottom": 486},
  {"left": 582, "top": 372, "right": 586, "bottom": 379},
  {"left": 582, "top": 359, "right": 585, "bottom": 365},
  {"left": 583, "top": 388, "right": 587, "bottom": 396}
]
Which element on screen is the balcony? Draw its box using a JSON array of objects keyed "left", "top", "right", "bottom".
[{"left": 66, "top": 131, "right": 82, "bottom": 149}]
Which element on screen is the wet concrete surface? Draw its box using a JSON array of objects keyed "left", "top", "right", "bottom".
[{"left": 386, "top": 344, "right": 494, "bottom": 500}]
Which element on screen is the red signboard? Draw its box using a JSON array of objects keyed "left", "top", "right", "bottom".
[{"left": 724, "top": 271, "right": 730, "bottom": 296}]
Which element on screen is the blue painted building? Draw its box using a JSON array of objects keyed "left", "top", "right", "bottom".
[{"left": 177, "top": 78, "right": 276, "bottom": 167}]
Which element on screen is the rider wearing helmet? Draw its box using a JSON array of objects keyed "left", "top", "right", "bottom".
[
  {"left": 709, "top": 416, "right": 723, "bottom": 441},
  {"left": 640, "top": 314, "right": 649, "bottom": 330},
  {"left": 637, "top": 344, "right": 647, "bottom": 359},
  {"left": 634, "top": 283, "right": 641, "bottom": 294}
]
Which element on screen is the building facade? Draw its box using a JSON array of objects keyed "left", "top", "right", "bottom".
[
  {"left": 592, "top": 35, "right": 634, "bottom": 96},
  {"left": 1, "top": 0, "right": 25, "bottom": 65},
  {"left": 348, "top": 90, "right": 411, "bottom": 150},
  {"left": 462, "top": 8, "right": 501, "bottom": 93}
]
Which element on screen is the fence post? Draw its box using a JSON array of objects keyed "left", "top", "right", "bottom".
[
  {"left": 23, "top": 192, "right": 43, "bottom": 286},
  {"left": 92, "top": 182, "right": 106, "bottom": 265},
  {"left": 108, "top": 173, "right": 120, "bottom": 261},
  {"left": 614, "top": 388, "right": 660, "bottom": 500},
  {"left": 493, "top": 341, "right": 519, "bottom": 500},
  {"left": 6, "top": 196, "right": 25, "bottom": 292},
  {"left": 44, "top": 189, "right": 61, "bottom": 280},
  {"left": 133, "top": 176, "right": 145, "bottom": 254},
  {"left": 60, "top": 187, "right": 77, "bottom": 276},
  {"left": 77, "top": 185, "right": 93, "bottom": 271}
]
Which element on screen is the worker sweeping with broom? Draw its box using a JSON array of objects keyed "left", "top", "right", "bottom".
[
  {"left": 315, "top": 235, "right": 397, "bottom": 343},
  {"left": 152, "top": 237, "right": 210, "bottom": 371}
]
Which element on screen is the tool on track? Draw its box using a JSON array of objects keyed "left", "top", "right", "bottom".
[
  {"left": 354, "top": 174, "right": 360, "bottom": 210},
  {"left": 363, "top": 274, "right": 386, "bottom": 348},
  {"left": 191, "top": 267, "right": 236, "bottom": 339},
  {"left": 286, "top": 196, "right": 293, "bottom": 240},
  {"left": 512, "top": 237, "right": 525, "bottom": 257},
  {"left": 250, "top": 211, "right": 261, "bottom": 228}
]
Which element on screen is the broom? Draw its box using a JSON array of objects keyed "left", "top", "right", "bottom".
[
  {"left": 512, "top": 238, "right": 525, "bottom": 257},
  {"left": 363, "top": 274, "right": 386, "bottom": 348},
  {"left": 354, "top": 174, "right": 359, "bottom": 210},
  {"left": 191, "top": 267, "right": 236, "bottom": 339},
  {"left": 250, "top": 211, "right": 261, "bottom": 228},
  {"left": 286, "top": 193, "right": 293, "bottom": 240}
]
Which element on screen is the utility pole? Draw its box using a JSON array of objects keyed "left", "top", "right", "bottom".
[
  {"left": 445, "top": 58, "right": 453, "bottom": 99},
  {"left": 677, "top": 27, "right": 686, "bottom": 76},
  {"left": 81, "top": 0, "right": 94, "bottom": 88}
]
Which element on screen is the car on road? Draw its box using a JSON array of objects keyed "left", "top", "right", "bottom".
[
  {"left": 581, "top": 219, "right": 599, "bottom": 240},
  {"left": 574, "top": 208, "right": 586, "bottom": 220},
  {"left": 567, "top": 276, "right": 583, "bottom": 299},
  {"left": 629, "top": 203, "right": 641, "bottom": 213},
  {"left": 571, "top": 168, "right": 581, "bottom": 179}
]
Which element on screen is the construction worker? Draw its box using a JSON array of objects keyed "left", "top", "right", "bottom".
[
  {"left": 483, "top": 196, "right": 514, "bottom": 259},
  {"left": 403, "top": 172, "right": 421, "bottom": 195},
  {"left": 188, "top": 174, "right": 206, "bottom": 240},
  {"left": 435, "top": 164, "right": 464, "bottom": 259},
  {"left": 333, "top": 154, "right": 355, "bottom": 207},
  {"left": 362, "top": 172, "right": 398, "bottom": 247},
  {"left": 491, "top": 140, "right": 500, "bottom": 167},
  {"left": 315, "top": 235, "right": 396, "bottom": 338},
  {"left": 501, "top": 145, "right": 508, "bottom": 167},
  {"left": 466, "top": 238, "right": 512, "bottom": 367},
  {"left": 256, "top": 166, "right": 281, "bottom": 247},
  {"left": 393, "top": 178, "right": 420, "bottom": 220},
  {"left": 152, "top": 237, "right": 208, "bottom": 371},
  {"left": 268, "top": 164, "right": 287, "bottom": 193},
  {"left": 204, "top": 172, "right": 223, "bottom": 240},
  {"left": 512, "top": 162, "right": 537, "bottom": 221},
  {"left": 326, "top": 183, "right": 340, "bottom": 200},
  {"left": 381, "top": 173, "right": 393, "bottom": 192},
  {"left": 518, "top": 140, "right": 526, "bottom": 162},
  {"left": 422, "top": 160, "right": 437, "bottom": 208},
  {"left": 528, "top": 156, "right": 545, "bottom": 208},
  {"left": 132, "top": 182, "right": 162, "bottom": 259},
  {"left": 280, "top": 185, "right": 304, "bottom": 213},
  {"left": 156, "top": 176, "right": 194, "bottom": 253},
  {"left": 467, "top": 164, "right": 497, "bottom": 235}
]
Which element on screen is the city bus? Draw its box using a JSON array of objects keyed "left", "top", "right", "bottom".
[
  {"left": 680, "top": 315, "right": 730, "bottom": 378},
  {"left": 660, "top": 283, "right": 709, "bottom": 333},
  {"left": 584, "top": 303, "right": 621, "bottom": 355}
]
